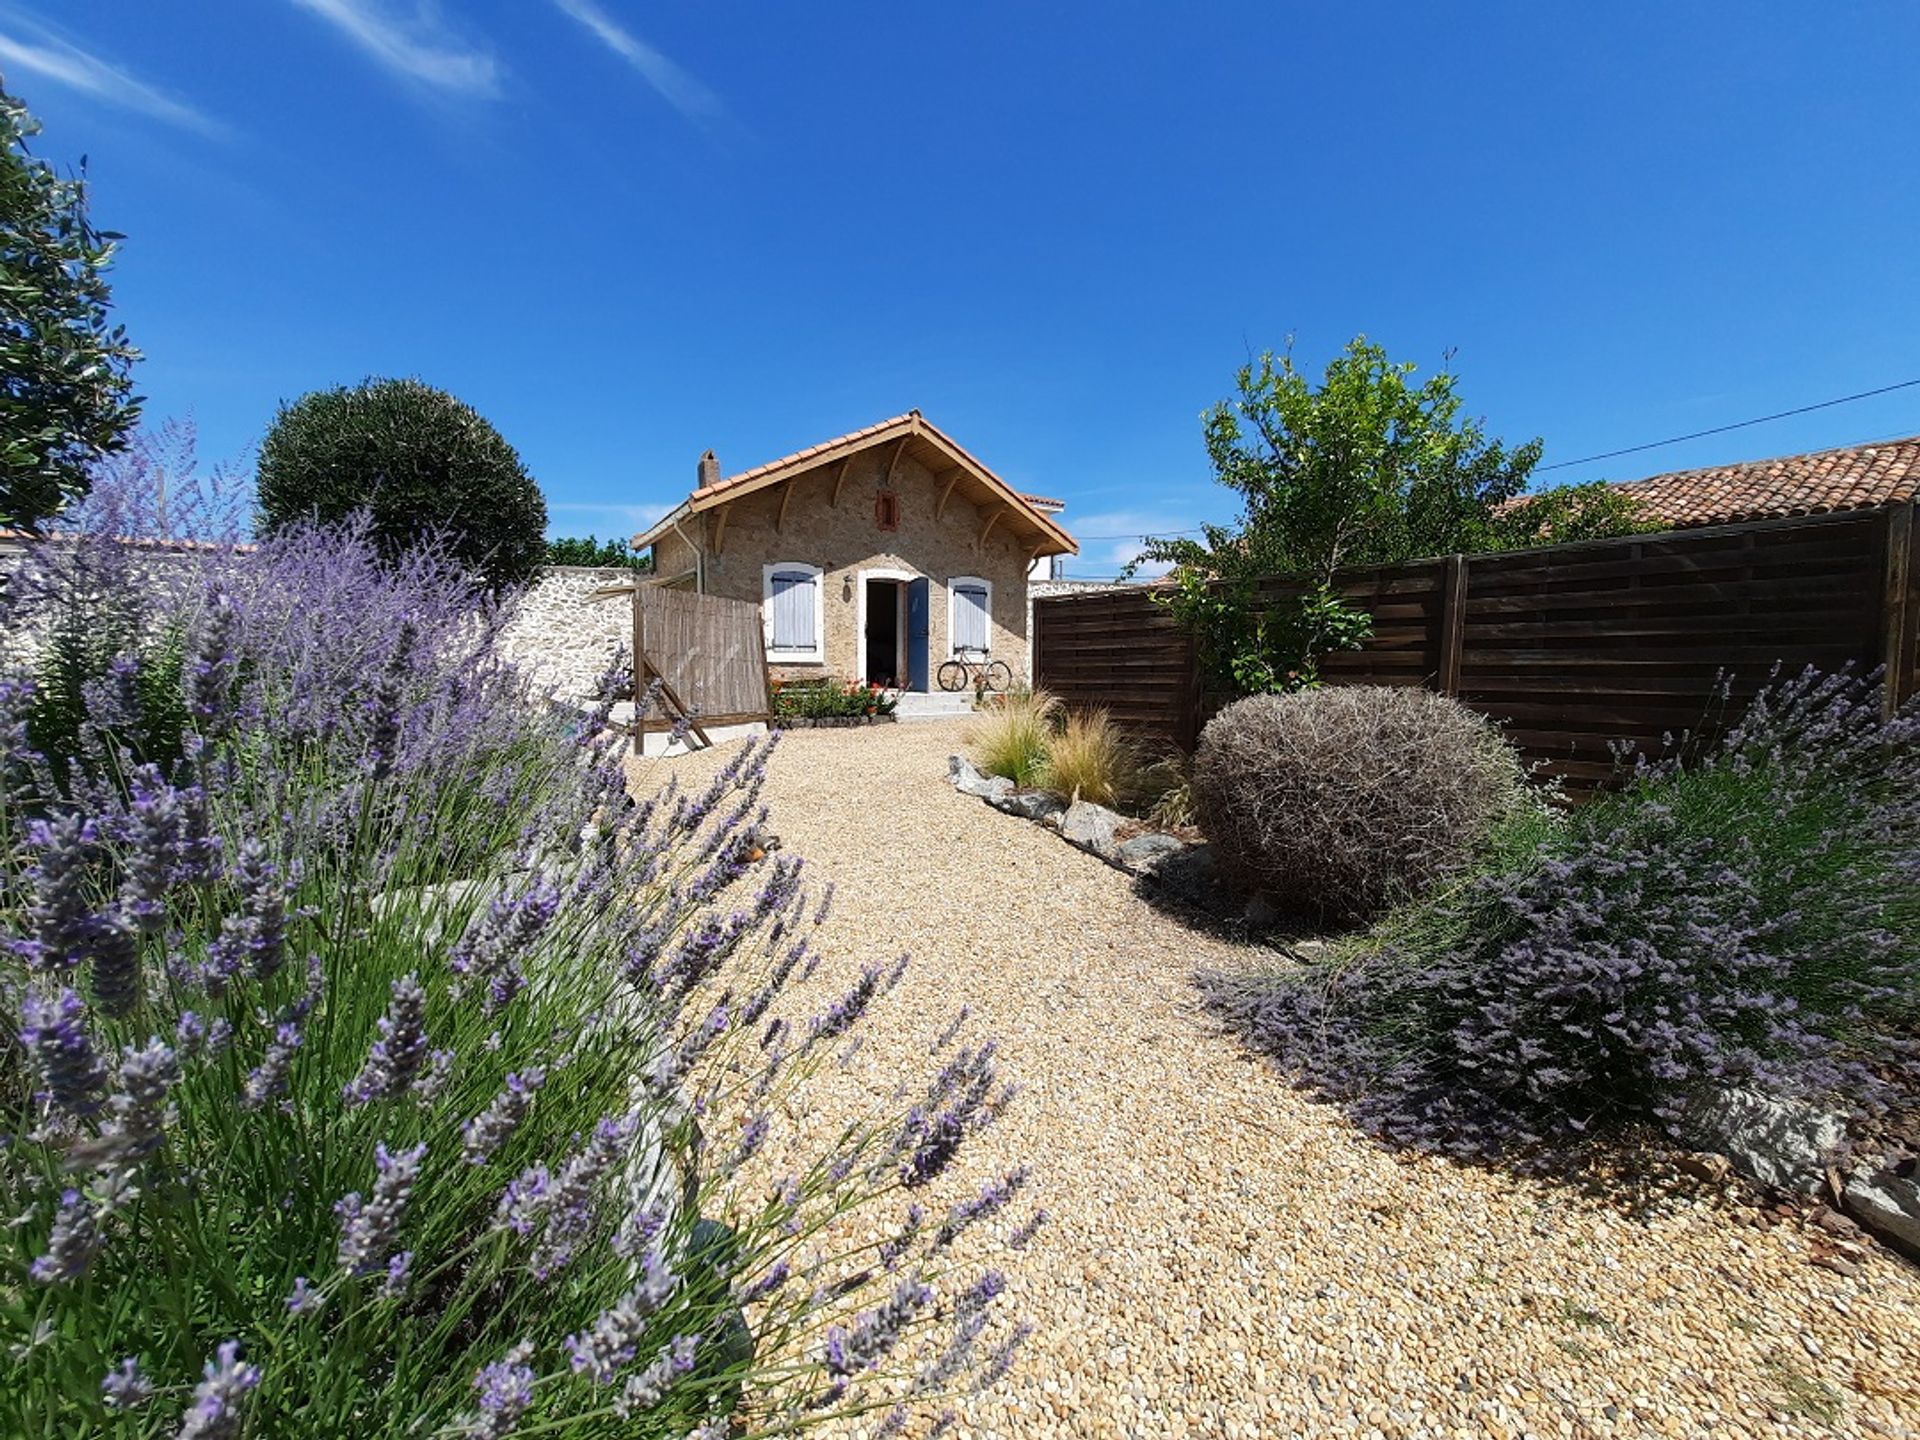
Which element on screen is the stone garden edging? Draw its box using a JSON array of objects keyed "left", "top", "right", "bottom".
[
  {"left": 1676, "top": 1086, "right": 1920, "bottom": 1261},
  {"left": 947, "top": 754, "right": 1218, "bottom": 893}
]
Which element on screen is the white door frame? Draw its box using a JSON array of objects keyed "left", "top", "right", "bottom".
[{"left": 855, "top": 566, "right": 920, "bottom": 688}]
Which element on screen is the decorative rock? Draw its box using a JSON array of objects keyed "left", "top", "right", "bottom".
[
  {"left": 1676, "top": 1087, "right": 1848, "bottom": 1195},
  {"left": 949, "top": 754, "right": 1014, "bottom": 800},
  {"left": 1115, "top": 832, "right": 1189, "bottom": 874},
  {"left": 991, "top": 789, "right": 1067, "bottom": 822},
  {"left": 1059, "top": 800, "right": 1123, "bottom": 859},
  {"left": 1843, "top": 1155, "right": 1920, "bottom": 1256}
]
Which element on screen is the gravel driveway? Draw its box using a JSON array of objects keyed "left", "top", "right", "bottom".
[{"left": 631, "top": 722, "right": 1920, "bottom": 1440}]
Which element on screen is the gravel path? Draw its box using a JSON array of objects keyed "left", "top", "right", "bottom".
[{"left": 631, "top": 723, "right": 1920, "bottom": 1440}]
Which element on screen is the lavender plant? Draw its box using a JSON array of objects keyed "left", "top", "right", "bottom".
[
  {"left": 1207, "top": 666, "right": 1920, "bottom": 1158},
  {"left": 0, "top": 494, "right": 1028, "bottom": 1433}
]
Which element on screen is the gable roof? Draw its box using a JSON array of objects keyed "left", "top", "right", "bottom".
[
  {"left": 1613, "top": 434, "right": 1920, "bottom": 528},
  {"left": 633, "top": 411, "right": 1076, "bottom": 556}
]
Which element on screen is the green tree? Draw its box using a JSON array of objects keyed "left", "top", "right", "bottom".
[
  {"left": 1140, "top": 336, "right": 1648, "bottom": 692},
  {"left": 544, "top": 534, "right": 651, "bottom": 569},
  {"left": 257, "top": 377, "right": 548, "bottom": 589},
  {"left": 0, "top": 83, "right": 142, "bottom": 530}
]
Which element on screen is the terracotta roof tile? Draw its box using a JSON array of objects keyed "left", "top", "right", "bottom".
[
  {"left": 1613, "top": 434, "right": 1920, "bottom": 528},
  {"left": 1020, "top": 493, "right": 1066, "bottom": 510},
  {"left": 691, "top": 413, "right": 918, "bottom": 502}
]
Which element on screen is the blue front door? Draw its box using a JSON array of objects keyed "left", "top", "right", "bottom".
[{"left": 907, "top": 577, "right": 931, "bottom": 691}]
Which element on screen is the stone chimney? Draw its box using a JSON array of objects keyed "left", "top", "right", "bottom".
[{"left": 697, "top": 449, "right": 720, "bottom": 491}]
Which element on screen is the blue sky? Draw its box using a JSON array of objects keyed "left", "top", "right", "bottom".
[{"left": 2, "top": 2, "right": 1916, "bottom": 577}]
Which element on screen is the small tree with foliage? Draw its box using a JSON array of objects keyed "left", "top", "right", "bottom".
[
  {"left": 257, "top": 378, "right": 547, "bottom": 590},
  {"left": 1140, "top": 337, "right": 1648, "bottom": 692},
  {"left": 0, "top": 83, "right": 142, "bottom": 531},
  {"left": 546, "top": 534, "right": 651, "bottom": 570}
]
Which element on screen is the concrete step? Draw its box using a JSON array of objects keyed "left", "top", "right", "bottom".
[{"left": 891, "top": 690, "right": 977, "bottom": 722}]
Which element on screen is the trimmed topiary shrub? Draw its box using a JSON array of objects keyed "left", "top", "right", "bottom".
[
  {"left": 257, "top": 377, "right": 547, "bottom": 590},
  {"left": 1191, "top": 685, "right": 1527, "bottom": 925}
]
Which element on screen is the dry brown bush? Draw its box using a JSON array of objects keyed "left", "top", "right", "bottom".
[{"left": 1191, "top": 685, "right": 1526, "bottom": 925}]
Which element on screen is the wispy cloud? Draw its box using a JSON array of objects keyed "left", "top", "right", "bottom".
[
  {"left": 550, "top": 0, "right": 721, "bottom": 122},
  {"left": 0, "top": 10, "right": 223, "bottom": 136},
  {"left": 1060, "top": 509, "right": 1201, "bottom": 579},
  {"left": 291, "top": 0, "right": 501, "bottom": 97}
]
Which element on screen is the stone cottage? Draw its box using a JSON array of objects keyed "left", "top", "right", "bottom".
[{"left": 632, "top": 412, "right": 1076, "bottom": 692}]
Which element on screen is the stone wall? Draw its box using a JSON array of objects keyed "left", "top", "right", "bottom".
[
  {"left": 500, "top": 566, "right": 637, "bottom": 701},
  {"left": 650, "top": 446, "right": 1035, "bottom": 685}
]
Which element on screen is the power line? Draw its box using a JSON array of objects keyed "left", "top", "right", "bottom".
[
  {"left": 1535, "top": 379, "right": 1920, "bottom": 473},
  {"left": 1073, "top": 525, "right": 1208, "bottom": 540}
]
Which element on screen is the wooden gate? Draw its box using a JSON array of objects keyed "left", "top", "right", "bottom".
[{"left": 627, "top": 586, "right": 771, "bottom": 750}]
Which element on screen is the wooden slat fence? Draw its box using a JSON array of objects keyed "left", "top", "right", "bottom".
[
  {"left": 633, "top": 587, "right": 771, "bottom": 746},
  {"left": 1035, "top": 505, "right": 1920, "bottom": 788}
]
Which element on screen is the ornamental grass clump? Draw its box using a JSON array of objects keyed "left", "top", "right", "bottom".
[
  {"left": 1036, "top": 708, "right": 1140, "bottom": 809},
  {"left": 965, "top": 687, "right": 1057, "bottom": 788},
  {"left": 1208, "top": 666, "right": 1920, "bottom": 1159},
  {"left": 0, "top": 486, "right": 1029, "bottom": 1435},
  {"left": 1191, "top": 685, "right": 1529, "bottom": 926}
]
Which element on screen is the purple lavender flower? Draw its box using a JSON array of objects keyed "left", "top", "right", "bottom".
[
  {"left": 177, "top": 1339, "right": 259, "bottom": 1440},
  {"left": 85, "top": 910, "right": 142, "bottom": 1018},
  {"left": 808, "top": 961, "right": 884, "bottom": 1043},
  {"left": 738, "top": 1258, "right": 790, "bottom": 1305},
  {"left": 186, "top": 584, "right": 241, "bottom": 736},
  {"left": 203, "top": 840, "right": 291, "bottom": 989},
  {"left": 878, "top": 1205, "right": 924, "bottom": 1271},
  {"left": 498, "top": 1112, "right": 637, "bottom": 1278},
  {"left": 449, "top": 879, "right": 558, "bottom": 1015},
  {"left": 728, "top": 1111, "right": 770, "bottom": 1170},
  {"left": 936, "top": 1167, "right": 1030, "bottom": 1249},
  {"left": 462, "top": 1068, "right": 545, "bottom": 1165},
  {"left": 562, "top": 1245, "right": 679, "bottom": 1382},
  {"left": 119, "top": 764, "right": 220, "bottom": 929},
  {"left": 1007, "top": 1208, "right": 1049, "bottom": 1249},
  {"left": 242, "top": 1021, "right": 304, "bottom": 1112},
  {"left": 285, "top": 1277, "right": 325, "bottom": 1316},
  {"left": 20, "top": 986, "right": 107, "bottom": 1119},
  {"left": 101, "top": 1356, "right": 153, "bottom": 1410},
  {"left": 467, "top": 1341, "right": 535, "bottom": 1438},
  {"left": 915, "top": 1271, "right": 1007, "bottom": 1393},
  {"left": 612, "top": 1334, "right": 699, "bottom": 1418},
  {"left": 365, "top": 620, "right": 417, "bottom": 782},
  {"left": 71, "top": 1039, "right": 181, "bottom": 1171},
  {"left": 335, "top": 1141, "right": 426, "bottom": 1280},
  {"left": 29, "top": 1188, "right": 102, "bottom": 1284},
  {"left": 344, "top": 973, "right": 434, "bottom": 1106},
  {"left": 824, "top": 1275, "right": 935, "bottom": 1376},
  {"left": 17, "top": 813, "right": 97, "bottom": 972}
]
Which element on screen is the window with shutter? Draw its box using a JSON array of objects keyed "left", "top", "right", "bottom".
[
  {"left": 763, "top": 564, "right": 823, "bottom": 661},
  {"left": 950, "top": 580, "right": 990, "bottom": 653}
]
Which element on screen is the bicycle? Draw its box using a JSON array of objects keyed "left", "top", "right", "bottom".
[{"left": 937, "top": 648, "right": 1013, "bottom": 693}]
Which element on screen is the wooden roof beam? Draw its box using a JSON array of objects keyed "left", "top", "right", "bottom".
[
  {"left": 776, "top": 476, "right": 798, "bottom": 533},
  {"left": 829, "top": 456, "right": 851, "bottom": 507},
  {"left": 710, "top": 502, "right": 732, "bottom": 555},
  {"left": 979, "top": 505, "right": 1007, "bottom": 549},
  {"left": 935, "top": 471, "right": 962, "bottom": 521},
  {"left": 882, "top": 434, "right": 909, "bottom": 488}
]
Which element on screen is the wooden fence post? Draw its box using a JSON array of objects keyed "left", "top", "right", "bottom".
[
  {"left": 1882, "top": 500, "right": 1917, "bottom": 717},
  {"left": 632, "top": 591, "right": 647, "bottom": 756},
  {"left": 1435, "top": 553, "right": 1468, "bottom": 696}
]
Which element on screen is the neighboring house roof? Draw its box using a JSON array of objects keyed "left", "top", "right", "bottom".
[
  {"left": 633, "top": 410, "right": 1077, "bottom": 557},
  {"left": 1612, "top": 434, "right": 1920, "bottom": 528}
]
